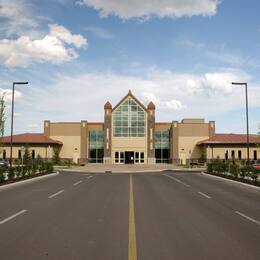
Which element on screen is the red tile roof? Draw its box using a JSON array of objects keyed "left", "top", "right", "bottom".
[
  {"left": 198, "top": 134, "right": 260, "bottom": 145},
  {"left": 1, "top": 133, "right": 62, "bottom": 145}
]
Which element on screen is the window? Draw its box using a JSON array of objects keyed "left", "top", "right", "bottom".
[
  {"left": 120, "top": 152, "right": 124, "bottom": 163},
  {"left": 31, "top": 150, "right": 35, "bottom": 160},
  {"left": 88, "top": 131, "right": 104, "bottom": 163},
  {"left": 140, "top": 152, "right": 144, "bottom": 163},
  {"left": 3, "top": 150, "right": 6, "bottom": 159},
  {"left": 135, "top": 152, "right": 139, "bottom": 163},
  {"left": 134, "top": 152, "right": 145, "bottom": 164},
  {"left": 225, "top": 150, "right": 228, "bottom": 160},
  {"left": 115, "top": 152, "right": 124, "bottom": 164},
  {"left": 238, "top": 150, "right": 242, "bottom": 160},
  {"left": 18, "top": 150, "right": 22, "bottom": 159},
  {"left": 155, "top": 131, "right": 170, "bottom": 163},
  {"left": 113, "top": 98, "right": 146, "bottom": 137},
  {"left": 115, "top": 152, "right": 119, "bottom": 163},
  {"left": 254, "top": 150, "right": 257, "bottom": 161}
]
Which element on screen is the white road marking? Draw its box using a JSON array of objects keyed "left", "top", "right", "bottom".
[
  {"left": 73, "top": 180, "right": 83, "bottom": 186},
  {"left": 198, "top": 191, "right": 211, "bottom": 199},
  {"left": 235, "top": 211, "right": 260, "bottom": 226},
  {"left": 48, "top": 190, "right": 64, "bottom": 199},
  {"left": 86, "top": 176, "right": 93, "bottom": 179},
  {"left": 0, "top": 210, "right": 27, "bottom": 225},
  {"left": 163, "top": 174, "right": 190, "bottom": 187}
]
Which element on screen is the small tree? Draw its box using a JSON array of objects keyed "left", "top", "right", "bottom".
[
  {"left": 35, "top": 154, "right": 42, "bottom": 165},
  {"left": 23, "top": 145, "right": 32, "bottom": 166},
  {"left": 52, "top": 147, "right": 60, "bottom": 165}
]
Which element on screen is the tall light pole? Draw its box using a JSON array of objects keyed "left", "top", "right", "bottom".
[
  {"left": 232, "top": 82, "right": 250, "bottom": 165},
  {"left": 10, "top": 81, "right": 28, "bottom": 168}
]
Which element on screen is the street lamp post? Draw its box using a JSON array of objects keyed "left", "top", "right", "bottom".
[
  {"left": 231, "top": 82, "right": 250, "bottom": 165},
  {"left": 10, "top": 81, "right": 28, "bottom": 169}
]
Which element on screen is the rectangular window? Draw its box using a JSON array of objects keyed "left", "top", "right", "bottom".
[
  {"left": 135, "top": 152, "right": 139, "bottom": 163},
  {"left": 88, "top": 131, "right": 104, "bottom": 163},
  {"left": 225, "top": 150, "right": 228, "bottom": 160},
  {"left": 254, "top": 150, "right": 257, "bottom": 161},
  {"left": 18, "top": 150, "right": 22, "bottom": 159},
  {"left": 31, "top": 150, "right": 35, "bottom": 160},
  {"left": 115, "top": 152, "right": 119, "bottom": 163},
  {"left": 3, "top": 150, "right": 6, "bottom": 160},
  {"left": 140, "top": 152, "right": 144, "bottom": 163},
  {"left": 238, "top": 150, "right": 242, "bottom": 160},
  {"left": 120, "top": 152, "right": 124, "bottom": 163},
  {"left": 155, "top": 131, "right": 170, "bottom": 163}
]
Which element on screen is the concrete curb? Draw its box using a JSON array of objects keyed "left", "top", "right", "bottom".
[
  {"left": 201, "top": 172, "right": 260, "bottom": 190},
  {"left": 0, "top": 172, "right": 60, "bottom": 191}
]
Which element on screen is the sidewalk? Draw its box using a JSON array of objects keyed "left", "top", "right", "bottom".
[{"left": 60, "top": 164, "right": 206, "bottom": 173}]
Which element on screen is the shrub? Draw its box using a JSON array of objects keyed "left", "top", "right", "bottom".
[
  {"left": 250, "top": 168, "right": 260, "bottom": 182},
  {"left": 207, "top": 163, "right": 213, "bottom": 174},
  {"left": 229, "top": 163, "right": 240, "bottom": 178},
  {"left": 39, "top": 162, "right": 46, "bottom": 174},
  {"left": 35, "top": 154, "right": 42, "bottom": 165},
  {"left": 8, "top": 167, "right": 15, "bottom": 181},
  {"left": 23, "top": 145, "right": 32, "bottom": 166},
  {"left": 45, "top": 162, "right": 54, "bottom": 174},
  {"left": 239, "top": 166, "right": 247, "bottom": 179},
  {"left": 52, "top": 148, "right": 60, "bottom": 165},
  {"left": 15, "top": 165, "right": 23, "bottom": 178},
  {"left": 0, "top": 168, "right": 5, "bottom": 183},
  {"left": 32, "top": 163, "right": 38, "bottom": 175},
  {"left": 25, "top": 165, "right": 33, "bottom": 177}
]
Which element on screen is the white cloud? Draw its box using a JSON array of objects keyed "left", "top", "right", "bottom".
[
  {"left": 0, "top": 0, "right": 39, "bottom": 36},
  {"left": 49, "top": 24, "right": 87, "bottom": 48},
  {"left": 0, "top": 88, "right": 22, "bottom": 103},
  {"left": 0, "top": 24, "right": 87, "bottom": 67},
  {"left": 78, "top": 0, "right": 220, "bottom": 19},
  {"left": 142, "top": 92, "right": 185, "bottom": 110},
  {"left": 165, "top": 99, "right": 186, "bottom": 110},
  {"left": 84, "top": 26, "right": 113, "bottom": 39},
  {"left": 142, "top": 92, "right": 160, "bottom": 104},
  {"left": 6, "top": 68, "right": 260, "bottom": 134}
]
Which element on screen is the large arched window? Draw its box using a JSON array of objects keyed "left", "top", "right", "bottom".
[{"left": 113, "top": 98, "right": 146, "bottom": 137}]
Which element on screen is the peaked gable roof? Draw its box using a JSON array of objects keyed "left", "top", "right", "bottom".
[{"left": 112, "top": 90, "right": 147, "bottom": 112}]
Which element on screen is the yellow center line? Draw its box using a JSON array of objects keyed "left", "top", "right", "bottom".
[{"left": 128, "top": 174, "right": 137, "bottom": 260}]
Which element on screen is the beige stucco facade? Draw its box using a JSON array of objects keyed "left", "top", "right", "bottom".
[
  {"left": 2, "top": 91, "right": 259, "bottom": 165},
  {"left": 206, "top": 145, "right": 260, "bottom": 161}
]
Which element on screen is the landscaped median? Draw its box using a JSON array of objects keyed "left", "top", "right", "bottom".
[
  {"left": 206, "top": 161, "right": 260, "bottom": 187},
  {"left": 0, "top": 161, "right": 55, "bottom": 186}
]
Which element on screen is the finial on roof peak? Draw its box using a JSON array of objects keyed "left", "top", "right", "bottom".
[
  {"left": 128, "top": 89, "right": 132, "bottom": 95},
  {"left": 147, "top": 101, "right": 156, "bottom": 110},
  {"left": 104, "top": 101, "right": 112, "bottom": 109}
]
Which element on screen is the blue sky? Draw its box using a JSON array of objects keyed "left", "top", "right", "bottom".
[{"left": 0, "top": 0, "right": 259, "bottom": 135}]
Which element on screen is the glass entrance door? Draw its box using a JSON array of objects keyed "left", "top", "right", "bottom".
[{"left": 125, "top": 151, "right": 134, "bottom": 164}]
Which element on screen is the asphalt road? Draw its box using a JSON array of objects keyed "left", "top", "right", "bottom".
[{"left": 0, "top": 170, "right": 259, "bottom": 260}]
